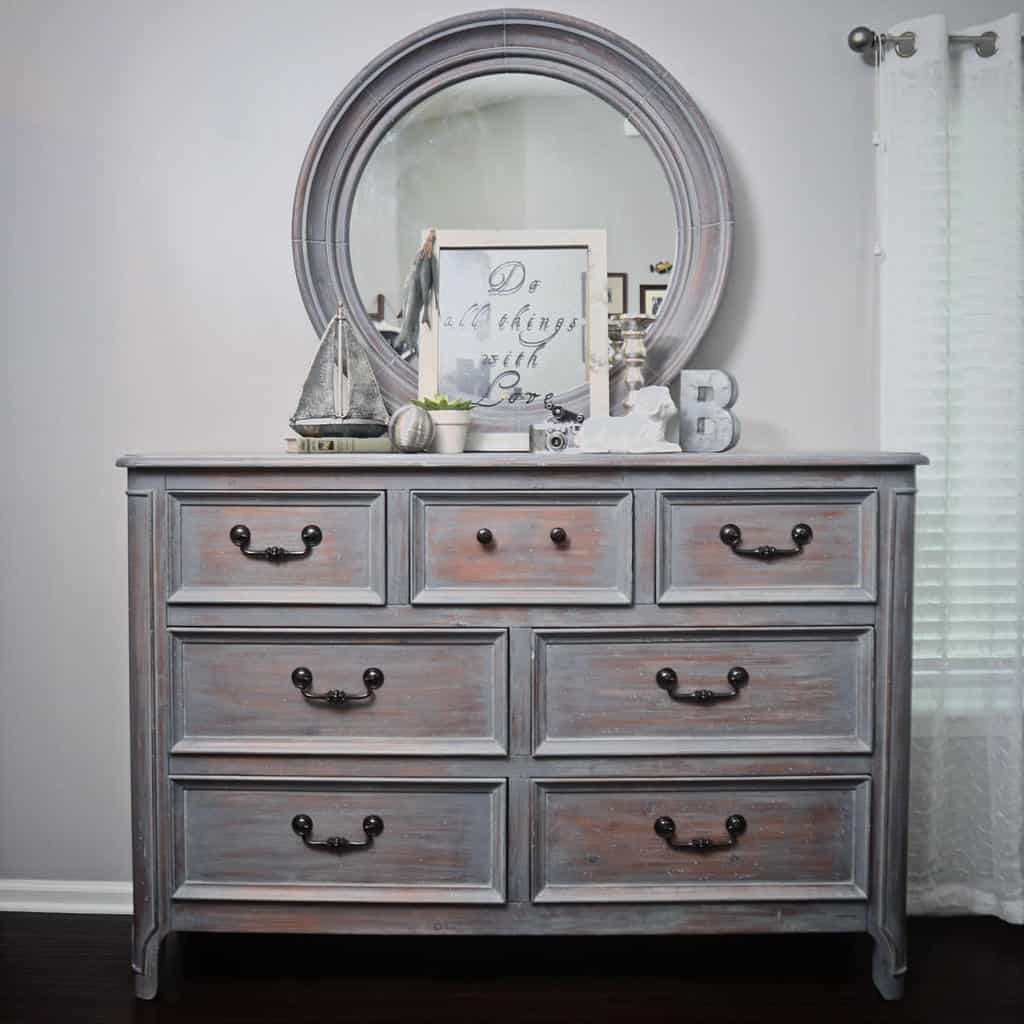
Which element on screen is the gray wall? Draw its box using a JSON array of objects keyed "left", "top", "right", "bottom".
[{"left": 0, "top": 0, "right": 1009, "bottom": 890}]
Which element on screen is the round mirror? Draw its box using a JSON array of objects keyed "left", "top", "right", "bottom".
[
  {"left": 293, "top": 10, "right": 732, "bottom": 429},
  {"left": 349, "top": 72, "right": 676, "bottom": 389}
]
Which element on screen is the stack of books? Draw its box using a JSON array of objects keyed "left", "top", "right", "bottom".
[{"left": 285, "top": 436, "right": 397, "bottom": 453}]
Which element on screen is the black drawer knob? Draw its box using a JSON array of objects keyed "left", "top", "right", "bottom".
[
  {"left": 550, "top": 527, "right": 568, "bottom": 544},
  {"left": 476, "top": 527, "right": 494, "bottom": 545}
]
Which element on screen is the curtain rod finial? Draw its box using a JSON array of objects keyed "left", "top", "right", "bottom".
[{"left": 848, "top": 26, "right": 876, "bottom": 53}]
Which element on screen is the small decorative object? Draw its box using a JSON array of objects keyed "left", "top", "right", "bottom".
[
  {"left": 392, "top": 229, "right": 436, "bottom": 359},
  {"left": 528, "top": 399, "right": 586, "bottom": 452},
  {"left": 286, "top": 436, "right": 396, "bottom": 453},
  {"left": 606, "top": 272, "right": 628, "bottom": 316},
  {"left": 649, "top": 260, "right": 673, "bottom": 274},
  {"left": 418, "top": 229, "right": 609, "bottom": 449},
  {"left": 580, "top": 385, "right": 680, "bottom": 453},
  {"left": 639, "top": 284, "right": 667, "bottom": 316},
  {"left": 610, "top": 313, "right": 655, "bottom": 409},
  {"left": 414, "top": 394, "right": 474, "bottom": 454},
  {"left": 674, "top": 369, "right": 741, "bottom": 452},
  {"left": 387, "top": 402, "right": 436, "bottom": 453},
  {"left": 290, "top": 303, "right": 389, "bottom": 438}
]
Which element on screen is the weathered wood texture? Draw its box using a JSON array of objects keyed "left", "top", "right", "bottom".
[
  {"left": 173, "top": 778, "right": 506, "bottom": 904},
  {"left": 118, "top": 452, "right": 928, "bottom": 470},
  {"left": 410, "top": 490, "right": 633, "bottom": 604},
  {"left": 657, "top": 489, "right": 878, "bottom": 603},
  {"left": 126, "top": 486, "right": 161, "bottom": 999},
  {"left": 533, "top": 627, "right": 873, "bottom": 756},
  {"left": 532, "top": 777, "right": 870, "bottom": 903},
  {"left": 869, "top": 485, "right": 917, "bottom": 999},
  {"left": 121, "top": 452, "right": 920, "bottom": 1002},
  {"left": 171, "top": 628, "right": 507, "bottom": 755},
  {"left": 168, "top": 490, "right": 386, "bottom": 605}
]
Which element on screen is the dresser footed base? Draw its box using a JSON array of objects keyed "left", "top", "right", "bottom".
[
  {"left": 872, "top": 938, "right": 907, "bottom": 1001},
  {"left": 131, "top": 924, "right": 906, "bottom": 1002},
  {"left": 132, "top": 932, "right": 163, "bottom": 1001}
]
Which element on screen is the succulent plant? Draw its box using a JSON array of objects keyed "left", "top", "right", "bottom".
[{"left": 413, "top": 394, "right": 474, "bottom": 412}]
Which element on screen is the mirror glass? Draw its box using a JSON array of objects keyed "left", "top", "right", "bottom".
[{"left": 349, "top": 73, "right": 677, "bottom": 369}]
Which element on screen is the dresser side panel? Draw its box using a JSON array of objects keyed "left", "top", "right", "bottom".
[{"left": 869, "top": 475, "right": 917, "bottom": 982}]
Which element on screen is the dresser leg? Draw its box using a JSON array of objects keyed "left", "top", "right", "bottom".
[
  {"left": 871, "top": 937, "right": 906, "bottom": 1000},
  {"left": 133, "top": 931, "right": 165, "bottom": 1000}
]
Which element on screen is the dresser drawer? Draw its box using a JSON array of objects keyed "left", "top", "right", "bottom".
[
  {"left": 410, "top": 491, "right": 633, "bottom": 605},
  {"left": 173, "top": 779, "right": 506, "bottom": 904},
  {"left": 657, "top": 490, "right": 877, "bottom": 603},
  {"left": 533, "top": 628, "right": 873, "bottom": 756},
  {"left": 168, "top": 491, "right": 386, "bottom": 604},
  {"left": 171, "top": 629, "right": 508, "bottom": 756},
  {"left": 532, "top": 777, "right": 869, "bottom": 903}
]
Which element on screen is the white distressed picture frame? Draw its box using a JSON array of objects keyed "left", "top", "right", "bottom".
[{"left": 418, "top": 229, "right": 609, "bottom": 450}]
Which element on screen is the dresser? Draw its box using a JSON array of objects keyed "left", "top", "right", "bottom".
[{"left": 118, "top": 451, "right": 923, "bottom": 1000}]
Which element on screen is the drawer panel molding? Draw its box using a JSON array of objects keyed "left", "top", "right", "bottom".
[
  {"left": 657, "top": 489, "right": 878, "bottom": 604},
  {"left": 167, "top": 490, "right": 386, "bottom": 605},
  {"left": 410, "top": 490, "right": 633, "bottom": 605},
  {"left": 171, "top": 628, "right": 508, "bottom": 756},
  {"left": 532, "top": 776, "right": 870, "bottom": 903},
  {"left": 173, "top": 778, "right": 507, "bottom": 904},
  {"left": 533, "top": 628, "right": 874, "bottom": 756}
]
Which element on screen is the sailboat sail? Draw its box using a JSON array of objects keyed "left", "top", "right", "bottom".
[
  {"left": 340, "top": 314, "right": 388, "bottom": 422},
  {"left": 291, "top": 319, "right": 339, "bottom": 423},
  {"left": 290, "top": 306, "right": 389, "bottom": 438}
]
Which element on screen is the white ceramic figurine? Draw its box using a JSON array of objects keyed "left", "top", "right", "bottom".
[{"left": 580, "top": 385, "right": 681, "bottom": 453}]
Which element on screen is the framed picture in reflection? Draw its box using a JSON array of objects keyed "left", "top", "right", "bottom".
[
  {"left": 640, "top": 283, "right": 668, "bottom": 317},
  {"left": 418, "top": 230, "right": 609, "bottom": 447},
  {"left": 606, "top": 272, "right": 628, "bottom": 316}
]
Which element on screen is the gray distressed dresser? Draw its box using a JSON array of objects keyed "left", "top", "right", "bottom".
[{"left": 118, "top": 451, "right": 924, "bottom": 1000}]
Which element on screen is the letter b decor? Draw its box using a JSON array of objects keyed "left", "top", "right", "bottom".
[{"left": 673, "top": 369, "right": 740, "bottom": 452}]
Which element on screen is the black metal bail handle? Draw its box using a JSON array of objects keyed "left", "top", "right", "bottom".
[
  {"left": 719, "top": 522, "right": 812, "bottom": 561},
  {"left": 291, "top": 813, "right": 384, "bottom": 852},
  {"left": 229, "top": 523, "right": 323, "bottom": 561},
  {"left": 654, "top": 814, "right": 747, "bottom": 851},
  {"left": 291, "top": 667, "right": 383, "bottom": 706},
  {"left": 656, "top": 666, "right": 749, "bottom": 704}
]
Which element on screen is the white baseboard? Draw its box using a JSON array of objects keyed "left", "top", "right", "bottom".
[{"left": 0, "top": 879, "right": 132, "bottom": 915}]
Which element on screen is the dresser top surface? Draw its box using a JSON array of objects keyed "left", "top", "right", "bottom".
[{"left": 117, "top": 451, "right": 927, "bottom": 470}]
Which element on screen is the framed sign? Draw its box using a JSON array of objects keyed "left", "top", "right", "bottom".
[{"left": 419, "top": 230, "right": 608, "bottom": 448}]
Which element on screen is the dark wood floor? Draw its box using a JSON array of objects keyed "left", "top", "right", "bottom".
[{"left": 1, "top": 914, "right": 1021, "bottom": 1024}]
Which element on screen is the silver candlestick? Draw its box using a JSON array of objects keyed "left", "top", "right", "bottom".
[{"left": 611, "top": 313, "right": 656, "bottom": 409}]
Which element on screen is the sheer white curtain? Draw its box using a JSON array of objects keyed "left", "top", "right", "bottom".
[{"left": 877, "top": 13, "right": 1023, "bottom": 923}]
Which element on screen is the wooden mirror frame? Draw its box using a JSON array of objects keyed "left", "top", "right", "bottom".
[{"left": 292, "top": 8, "right": 733, "bottom": 429}]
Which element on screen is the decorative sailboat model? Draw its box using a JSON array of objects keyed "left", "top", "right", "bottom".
[{"left": 290, "top": 304, "right": 389, "bottom": 438}]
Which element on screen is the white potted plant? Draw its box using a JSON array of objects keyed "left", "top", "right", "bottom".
[{"left": 414, "top": 394, "right": 474, "bottom": 454}]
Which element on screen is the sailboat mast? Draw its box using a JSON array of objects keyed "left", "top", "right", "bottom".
[{"left": 334, "top": 304, "right": 345, "bottom": 420}]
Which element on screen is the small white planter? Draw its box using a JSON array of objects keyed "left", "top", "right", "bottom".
[{"left": 428, "top": 409, "right": 473, "bottom": 454}]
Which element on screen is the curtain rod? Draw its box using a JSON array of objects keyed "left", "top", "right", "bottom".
[{"left": 847, "top": 26, "right": 1021, "bottom": 59}]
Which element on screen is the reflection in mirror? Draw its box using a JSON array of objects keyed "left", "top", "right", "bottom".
[
  {"left": 437, "top": 244, "right": 588, "bottom": 402},
  {"left": 350, "top": 73, "right": 677, "bottom": 367}
]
